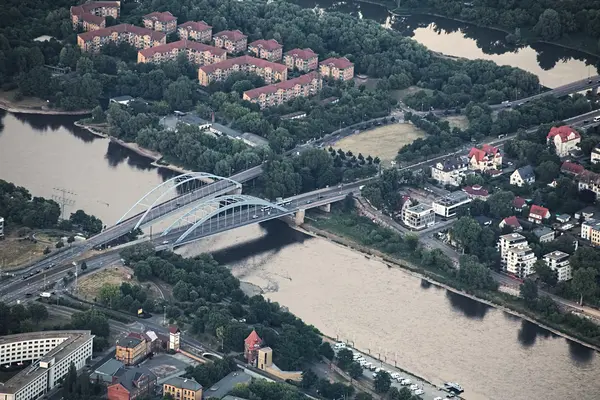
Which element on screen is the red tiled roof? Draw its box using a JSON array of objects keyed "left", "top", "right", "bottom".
[
  {"left": 547, "top": 125, "right": 581, "bottom": 142},
  {"left": 214, "top": 29, "right": 246, "bottom": 41},
  {"left": 138, "top": 40, "right": 226, "bottom": 58},
  {"left": 561, "top": 161, "right": 585, "bottom": 175},
  {"left": 481, "top": 144, "right": 499, "bottom": 154},
  {"left": 144, "top": 11, "right": 177, "bottom": 22},
  {"left": 244, "top": 329, "right": 261, "bottom": 345},
  {"left": 243, "top": 71, "right": 320, "bottom": 98},
  {"left": 80, "top": 13, "right": 105, "bottom": 25},
  {"left": 319, "top": 57, "right": 353, "bottom": 69},
  {"left": 248, "top": 39, "right": 282, "bottom": 51},
  {"left": 513, "top": 196, "right": 526, "bottom": 208},
  {"left": 530, "top": 204, "right": 549, "bottom": 218},
  {"left": 577, "top": 169, "right": 600, "bottom": 185},
  {"left": 285, "top": 48, "right": 317, "bottom": 60},
  {"left": 71, "top": 2, "right": 120, "bottom": 16},
  {"left": 169, "top": 326, "right": 180, "bottom": 334},
  {"left": 462, "top": 185, "right": 489, "bottom": 197},
  {"left": 502, "top": 216, "right": 521, "bottom": 228},
  {"left": 178, "top": 20, "right": 211, "bottom": 31},
  {"left": 199, "top": 55, "right": 287, "bottom": 75},
  {"left": 468, "top": 147, "right": 486, "bottom": 162},
  {"left": 78, "top": 24, "right": 166, "bottom": 42}
]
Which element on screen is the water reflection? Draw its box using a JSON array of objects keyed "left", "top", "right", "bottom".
[
  {"left": 567, "top": 340, "right": 595, "bottom": 365},
  {"left": 445, "top": 290, "right": 490, "bottom": 319},
  {"left": 104, "top": 141, "right": 163, "bottom": 171},
  {"left": 517, "top": 320, "right": 558, "bottom": 348}
]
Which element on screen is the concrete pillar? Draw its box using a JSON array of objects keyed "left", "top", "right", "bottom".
[
  {"left": 294, "top": 209, "right": 305, "bottom": 225},
  {"left": 233, "top": 186, "right": 242, "bottom": 195},
  {"left": 318, "top": 203, "right": 331, "bottom": 213}
]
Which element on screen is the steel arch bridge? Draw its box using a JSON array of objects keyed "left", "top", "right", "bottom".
[
  {"left": 116, "top": 172, "right": 242, "bottom": 230},
  {"left": 161, "top": 194, "right": 289, "bottom": 245}
]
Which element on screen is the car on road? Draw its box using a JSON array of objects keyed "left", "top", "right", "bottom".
[
  {"left": 161, "top": 240, "right": 170, "bottom": 245},
  {"left": 400, "top": 378, "right": 412, "bottom": 385},
  {"left": 334, "top": 342, "right": 346, "bottom": 350},
  {"left": 252, "top": 215, "right": 259, "bottom": 219},
  {"left": 413, "top": 389, "right": 424, "bottom": 395},
  {"left": 409, "top": 384, "right": 419, "bottom": 391},
  {"left": 391, "top": 372, "right": 401, "bottom": 379},
  {"left": 25, "top": 293, "right": 33, "bottom": 297},
  {"left": 306, "top": 200, "right": 312, "bottom": 204}
]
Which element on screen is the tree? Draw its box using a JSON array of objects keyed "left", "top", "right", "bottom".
[
  {"left": 520, "top": 279, "right": 538, "bottom": 306},
  {"left": 67, "top": 235, "right": 75, "bottom": 244},
  {"left": 56, "top": 241, "right": 64, "bottom": 248},
  {"left": 336, "top": 348, "right": 353, "bottom": 370},
  {"left": 533, "top": 9, "right": 562, "bottom": 40},
  {"left": 91, "top": 106, "right": 104, "bottom": 122},
  {"left": 451, "top": 216, "right": 481, "bottom": 251},
  {"left": 319, "top": 342, "right": 334, "bottom": 360},
  {"left": 164, "top": 76, "right": 195, "bottom": 110},
  {"left": 80, "top": 262, "right": 87, "bottom": 271},
  {"left": 27, "top": 303, "right": 48, "bottom": 324},
  {"left": 356, "top": 393, "right": 373, "bottom": 400},
  {"left": 535, "top": 161, "right": 559, "bottom": 184},
  {"left": 572, "top": 268, "right": 598, "bottom": 305},
  {"left": 374, "top": 371, "right": 391, "bottom": 393},
  {"left": 534, "top": 260, "right": 557, "bottom": 286},
  {"left": 457, "top": 255, "right": 498, "bottom": 291},
  {"left": 487, "top": 191, "right": 515, "bottom": 219},
  {"left": 301, "top": 369, "right": 318, "bottom": 389},
  {"left": 348, "top": 362, "right": 363, "bottom": 380}
]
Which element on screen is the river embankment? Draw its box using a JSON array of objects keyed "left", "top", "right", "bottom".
[{"left": 0, "top": 92, "right": 91, "bottom": 115}]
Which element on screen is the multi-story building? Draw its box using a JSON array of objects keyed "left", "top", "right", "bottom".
[
  {"left": 163, "top": 377, "right": 203, "bottom": 400},
  {"left": 402, "top": 203, "right": 435, "bottom": 230},
  {"left": 506, "top": 245, "right": 537, "bottom": 278},
  {"left": 319, "top": 57, "right": 354, "bottom": 81},
  {"left": 198, "top": 55, "right": 287, "bottom": 86},
  {"left": 107, "top": 367, "right": 156, "bottom": 400},
  {"left": 242, "top": 72, "right": 321, "bottom": 109},
  {"left": 462, "top": 185, "right": 489, "bottom": 201},
  {"left": 592, "top": 144, "right": 600, "bottom": 164},
  {"left": 497, "top": 232, "right": 528, "bottom": 266},
  {"left": 137, "top": 40, "right": 226, "bottom": 65},
  {"left": 213, "top": 30, "right": 248, "bottom": 54},
  {"left": 547, "top": 125, "right": 581, "bottom": 157},
  {"left": 143, "top": 11, "right": 177, "bottom": 34},
  {"left": 468, "top": 144, "right": 502, "bottom": 172},
  {"left": 510, "top": 165, "right": 535, "bottom": 187},
  {"left": 177, "top": 21, "right": 212, "bottom": 42},
  {"left": 248, "top": 39, "right": 283, "bottom": 62},
  {"left": 430, "top": 156, "right": 468, "bottom": 186},
  {"left": 70, "top": 1, "right": 120, "bottom": 31},
  {"left": 77, "top": 24, "right": 166, "bottom": 52},
  {"left": 431, "top": 191, "right": 472, "bottom": 219},
  {"left": 0, "top": 217, "right": 4, "bottom": 239},
  {"left": 283, "top": 48, "right": 318, "bottom": 72},
  {"left": 577, "top": 169, "right": 600, "bottom": 199},
  {"left": 0, "top": 331, "right": 94, "bottom": 400},
  {"left": 543, "top": 251, "right": 572, "bottom": 282},
  {"left": 115, "top": 334, "right": 149, "bottom": 366},
  {"left": 581, "top": 218, "right": 600, "bottom": 245}
]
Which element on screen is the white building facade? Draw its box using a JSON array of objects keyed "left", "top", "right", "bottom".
[
  {"left": 506, "top": 246, "right": 537, "bottom": 278},
  {"left": 402, "top": 203, "right": 435, "bottom": 230},
  {"left": 430, "top": 157, "right": 468, "bottom": 186},
  {"left": 432, "top": 191, "right": 472, "bottom": 219},
  {"left": 543, "top": 251, "right": 572, "bottom": 281},
  {"left": 497, "top": 232, "right": 528, "bottom": 267}
]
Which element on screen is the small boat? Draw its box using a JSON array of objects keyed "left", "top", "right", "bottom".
[{"left": 444, "top": 382, "right": 464, "bottom": 394}]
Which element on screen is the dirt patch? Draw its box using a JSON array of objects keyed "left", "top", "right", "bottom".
[
  {"left": 0, "top": 233, "right": 56, "bottom": 270},
  {"left": 443, "top": 115, "right": 469, "bottom": 130},
  {"left": 391, "top": 86, "right": 433, "bottom": 101},
  {"left": 77, "top": 266, "right": 163, "bottom": 301},
  {"left": 353, "top": 76, "right": 378, "bottom": 91},
  {"left": 0, "top": 90, "right": 48, "bottom": 109},
  {"left": 333, "top": 123, "right": 426, "bottom": 166}
]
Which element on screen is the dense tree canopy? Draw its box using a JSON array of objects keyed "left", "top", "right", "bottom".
[{"left": 0, "top": 179, "right": 60, "bottom": 229}]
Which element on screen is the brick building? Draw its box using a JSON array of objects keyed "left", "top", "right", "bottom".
[
  {"left": 77, "top": 24, "right": 166, "bottom": 52},
  {"left": 213, "top": 30, "right": 248, "bottom": 53},
  {"left": 70, "top": 1, "right": 120, "bottom": 31},
  {"left": 243, "top": 71, "right": 322, "bottom": 109},
  {"left": 177, "top": 21, "right": 212, "bottom": 42},
  {"left": 107, "top": 367, "right": 156, "bottom": 400},
  {"left": 143, "top": 11, "right": 178, "bottom": 34},
  {"left": 244, "top": 330, "right": 262, "bottom": 366},
  {"left": 283, "top": 48, "right": 318, "bottom": 72},
  {"left": 137, "top": 40, "right": 226, "bottom": 65},
  {"left": 248, "top": 39, "right": 283, "bottom": 62},
  {"left": 198, "top": 55, "right": 287, "bottom": 86},
  {"left": 319, "top": 57, "right": 354, "bottom": 81}
]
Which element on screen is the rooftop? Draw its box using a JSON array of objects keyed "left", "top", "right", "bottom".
[
  {"left": 243, "top": 71, "right": 320, "bottom": 98},
  {"left": 178, "top": 20, "right": 211, "bottom": 31},
  {"left": 533, "top": 226, "right": 554, "bottom": 237},
  {"left": 529, "top": 204, "right": 549, "bottom": 217},
  {"left": 163, "top": 376, "right": 203, "bottom": 391},
  {"left": 515, "top": 165, "right": 535, "bottom": 180},
  {"left": 507, "top": 245, "right": 534, "bottom": 255},
  {"left": 206, "top": 371, "right": 252, "bottom": 399},
  {"left": 80, "top": 13, "right": 105, "bottom": 25},
  {"left": 200, "top": 55, "right": 287, "bottom": 75},
  {"left": 144, "top": 11, "right": 177, "bottom": 22},
  {"left": 319, "top": 57, "right": 353, "bottom": 69},
  {"left": 248, "top": 39, "right": 282, "bottom": 51},
  {"left": 406, "top": 203, "right": 433, "bottom": 214},
  {"left": 513, "top": 196, "right": 527, "bottom": 208},
  {"left": 138, "top": 39, "right": 226, "bottom": 58},
  {"left": 117, "top": 337, "right": 142, "bottom": 349},
  {"left": 434, "top": 156, "right": 468, "bottom": 172},
  {"left": 93, "top": 358, "right": 124, "bottom": 377},
  {"left": 70, "top": 1, "right": 120, "bottom": 16},
  {"left": 285, "top": 48, "right": 317, "bottom": 60},
  {"left": 214, "top": 29, "right": 246, "bottom": 41},
  {"left": 544, "top": 250, "right": 570, "bottom": 261},
  {"left": 502, "top": 216, "right": 521, "bottom": 228},
  {"left": 463, "top": 185, "right": 489, "bottom": 197},
  {"left": 112, "top": 366, "right": 156, "bottom": 391},
  {"left": 434, "top": 191, "right": 470, "bottom": 206},
  {"left": 548, "top": 125, "right": 580, "bottom": 142},
  {"left": 78, "top": 24, "right": 166, "bottom": 42},
  {"left": 500, "top": 232, "right": 526, "bottom": 242},
  {"left": 561, "top": 161, "right": 585, "bottom": 175}
]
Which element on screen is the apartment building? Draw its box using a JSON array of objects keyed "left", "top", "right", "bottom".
[
  {"left": 198, "top": 55, "right": 287, "bottom": 86},
  {"left": 242, "top": 72, "right": 321, "bottom": 109},
  {"left": 137, "top": 40, "right": 226, "bottom": 65},
  {"left": 592, "top": 144, "right": 600, "bottom": 164},
  {"left": 319, "top": 57, "right": 354, "bottom": 81},
  {"left": 431, "top": 191, "right": 472, "bottom": 219},
  {"left": 547, "top": 125, "right": 581, "bottom": 157},
  {"left": 497, "top": 232, "right": 528, "bottom": 266},
  {"left": 213, "top": 30, "right": 248, "bottom": 53},
  {"left": 284, "top": 48, "right": 318, "bottom": 72},
  {"left": 543, "top": 251, "right": 572, "bottom": 281},
  {"left": 70, "top": 1, "right": 120, "bottom": 31},
  {"left": 402, "top": 203, "right": 435, "bottom": 230},
  {"left": 77, "top": 24, "right": 166, "bottom": 52},
  {"left": 577, "top": 169, "right": 600, "bottom": 199},
  {"left": 581, "top": 218, "right": 600, "bottom": 245},
  {"left": 506, "top": 245, "right": 537, "bottom": 278},
  {"left": 143, "top": 11, "right": 177, "bottom": 34},
  {"left": 177, "top": 21, "right": 212, "bottom": 42},
  {"left": 248, "top": 39, "right": 283, "bottom": 62},
  {"left": 430, "top": 156, "right": 468, "bottom": 186},
  {"left": 468, "top": 144, "right": 502, "bottom": 172},
  {"left": 115, "top": 335, "right": 149, "bottom": 366},
  {"left": 163, "top": 377, "right": 203, "bottom": 400}
]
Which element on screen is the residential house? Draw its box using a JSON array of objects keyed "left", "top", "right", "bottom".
[
  {"left": 468, "top": 144, "right": 502, "bottom": 172},
  {"left": 499, "top": 216, "right": 522, "bottom": 232},
  {"left": 547, "top": 125, "right": 581, "bottom": 157},
  {"left": 513, "top": 196, "right": 526, "bottom": 211},
  {"left": 319, "top": 57, "right": 354, "bottom": 81},
  {"left": 581, "top": 218, "right": 600, "bottom": 245},
  {"left": 431, "top": 191, "right": 472, "bottom": 219},
  {"left": 576, "top": 170, "right": 600, "bottom": 198},
  {"left": 177, "top": 21, "right": 212, "bottom": 42},
  {"left": 533, "top": 226, "right": 555, "bottom": 243},
  {"left": 497, "top": 232, "right": 528, "bottom": 266},
  {"left": 70, "top": 1, "right": 120, "bottom": 31},
  {"left": 510, "top": 165, "right": 535, "bottom": 187},
  {"left": 543, "top": 251, "right": 572, "bottom": 281},
  {"left": 163, "top": 377, "right": 203, "bottom": 400},
  {"left": 284, "top": 48, "right": 318, "bottom": 72},
  {"left": 430, "top": 156, "right": 468, "bottom": 186},
  {"left": 561, "top": 161, "right": 585, "bottom": 175},
  {"left": 528, "top": 205, "right": 550, "bottom": 224},
  {"left": 462, "top": 185, "right": 489, "bottom": 200},
  {"left": 506, "top": 245, "right": 537, "bottom": 278},
  {"left": 556, "top": 214, "right": 571, "bottom": 224},
  {"left": 198, "top": 56, "right": 287, "bottom": 86},
  {"left": 77, "top": 24, "right": 166, "bottom": 52},
  {"left": 402, "top": 203, "right": 435, "bottom": 230},
  {"left": 242, "top": 72, "right": 322, "bottom": 109},
  {"left": 107, "top": 367, "right": 156, "bottom": 400},
  {"left": 592, "top": 144, "right": 600, "bottom": 164},
  {"left": 213, "top": 30, "right": 248, "bottom": 53},
  {"left": 137, "top": 40, "right": 227, "bottom": 65},
  {"left": 143, "top": 11, "right": 177, "bottom": 34},
  {"left": 248, "top": 39, "right": 283, "bottom": 62}
]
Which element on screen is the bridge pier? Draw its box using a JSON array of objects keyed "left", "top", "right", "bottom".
[
  {"left": 294, "top": 209, "right": 305, "bottom": 225},
  {"left": 233, "top": 186, "right": 242, "bottom": 195},
  {"left": 318, "top": 203, "right": 331, "bottom": 213}
]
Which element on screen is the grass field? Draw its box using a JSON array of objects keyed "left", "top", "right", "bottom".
[
  {"left": 443, "top": 115, "right": 469, "bottom": 130},
  {"left": 391, "top": 86, "right": 434, "bottom": 101},
  {"left": 78, "top": 266, "right": 135, "bottom": 301},
  {"left": 0, "top": 232, "right": 59, "bottom": 270},
  {"left": 334, "top": 123, "right": 426, "bottom": 166}
]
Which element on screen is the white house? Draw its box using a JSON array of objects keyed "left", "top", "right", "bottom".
[
  {"left": 591, "top": 144, "right": 600, "bottom": 164},
  {"left": 510, "top": 165, "right": 535, "bottom": 187},
  {"left": 431, "top": 191, "right": 472, "bottom": 219},
  {"left": 528, "top": 205, "right": 550, "bottom": 224},
  {"left": 546, "top": 125, "right": 581, "bottom": 157},
  {"left": 506, "top": 245, "right": 537, "bottom": 278},
  {"left": 430, "top": 156, "right": 468, "bottom": 186},
  {"left": 402, "top": 203, "right": 435, "bottom": 230},
  {"left": 468, "top": 144, "right": 502, "bottom": 172},
  {"left": 499, "top": 216, "right": 522, "bottom": 231},
  {"left": 497, "top": 232, "right": 528, "bottom": 267},
  {"left": 543, "top": 251, "right": 572, "bottom": 281}
]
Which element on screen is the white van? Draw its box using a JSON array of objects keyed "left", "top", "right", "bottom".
[
  {"left": 594, "top": 116, "right": 600, "bottom": 122},
  {"left": 334, "top": 342, "right": 346, "bottom": 350}
]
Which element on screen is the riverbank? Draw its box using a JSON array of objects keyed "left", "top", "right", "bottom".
[
  {"left": 0, "top": 91, "right": 91, "bottom": 115},
  {"left": 299, "top": 216, "right": 600, "bottom": 354}
]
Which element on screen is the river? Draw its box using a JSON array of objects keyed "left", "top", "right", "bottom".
[
  {"left": 292, "top": 0, "right": 599, "bottom": 88},
  {"left": 1, "top": 111, "right": 599, "bottom": 399}
]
